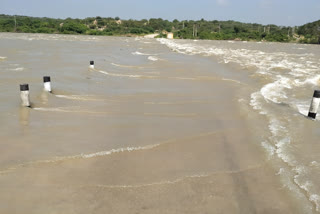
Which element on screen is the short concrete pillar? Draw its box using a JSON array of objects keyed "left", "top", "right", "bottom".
[
  {"left": 43, "top": 76, "right": 52, "bottom": 93},
  {"left": 308, "top": 90, "right": 320, "bottom": 119},
  {"left": 20, "top": 84, "right": 30, "bottom": 107},
  {"left": 89, "top": 61, "right": 94, "bottom": 69}
]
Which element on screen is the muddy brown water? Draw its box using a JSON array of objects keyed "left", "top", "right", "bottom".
[{"left": 0, "top": 33, "right": 319, "bottom": 213}]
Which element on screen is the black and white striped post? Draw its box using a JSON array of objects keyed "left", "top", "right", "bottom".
[
  {"left": 308, "top": 90, "right": 320, "bottom": 119},
  {"left": 43, "top": 76, "right": 52, "bottom": 93},
  {"left": 20, "top": 84, "right": 30, "bottom": 107},
  {"left": 89, "top": 61, "right": 94, "bottom": 69}
]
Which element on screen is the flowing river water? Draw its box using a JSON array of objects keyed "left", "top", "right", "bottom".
[{"left": 0, "top": 33, "right": 320, "bottom": 213}]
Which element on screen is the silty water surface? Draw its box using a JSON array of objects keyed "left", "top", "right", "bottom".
[{"left": 0, "top": 32, "right": 319, "bottom": 213}]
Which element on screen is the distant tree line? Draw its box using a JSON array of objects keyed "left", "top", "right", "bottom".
[
  {"left": 296, "top": 20, "right": 320, "bottom": 44},
  {"left": 0, "top": 14, "right": 319, "bottom": 44}
]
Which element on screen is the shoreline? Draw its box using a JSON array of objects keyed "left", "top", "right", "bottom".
[
  {"left": 0, "top": 31, "right": 315, "bottom": 45},
  {"left": 1, "top": 14, "right": 318, "bottom": 44}
]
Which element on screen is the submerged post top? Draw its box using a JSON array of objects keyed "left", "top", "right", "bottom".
[
  {"left": 20, "top": 84, "right": 29, "bottom": 91},
  {"left": 43, "top": 76, "right": 51, "bottom": 82},
  {"left": 308, "top": 112, "right": 317, "bottom": 118},
  {"left": 313, "top": 90, "right": 320, "bottom": 98},
  {"left": 90, "top": 61, "right": 94, "bottom": 65}
]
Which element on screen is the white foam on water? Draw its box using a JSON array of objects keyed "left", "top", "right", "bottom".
[
  {"left": 0, "top": 130, "right": 228, "bottom": 175},
  {"left": 249, "top": 101, "right": 318, "bottom": 211},
  {"left": 221, "top": 78, "right": 243, "bottom": 85},
  {"left": 276, "top": 168, "right": 285, "bottom": 175},
  {"left": 99, "top": 69, "right": 211, "bottom": 82},
  {"left": 55, "top": 95, "right": 104, "bottom": 101},
  {"left": 33, "top": 107, "right": 73, "bottom": 113},
  {"left": 276, "top": 166, "right": 314, "bottom": 213},
  {"left": 275, "top": 137, "right": 295, "bottom": 165},
  {"left": 80, "top": 145, "right": 160, "bottom": 158},
  {"left": 249, "top": 91, "right": 266, "bottom": 114},
  {"left": 274, "top": 136, "right": 300, "bottom": 171},
  {"left": 250, "top": 92, "right": 262, "bottom": 110},
  {"left": 260, "top": 77, "right": 293, "bottom": 104},
  {"left": 111, "top": 63, "right": 143, "bottom": 69},
  {"left": 296, "top": 103, "right": 310, "bottom": 117},
  {"left": 98, "top": 70, "right": 151, "bottom": 79},
  {"left": 310, "top": 161, "right": 319, "bottom": 167},
  {"left": 294, "top": 75, "right": 320, "bottom": 86},
  {"left": 158, "top": 38, "right": 320, "bottom": 210},
  {"left": 293, "top": 166, "right": 320, "bottom": 212},
  {"left": 158, "top": 38, "right": 319, "bottom": 114},
  {"left": 33, "top": 107, "right": 109, "bottom": 115},
  {"left": 268, "top": 115, "right": 320, "bottom": 211},
  {"left": 93, "top": 163, "right": 277, "bottom": 190},
  {"left": 132, "top": 51, "right": 156, "bottom": 56},
  {"left": 0, "top": 144, "right": 162, "bottom": 175},
  {"left": 261, "top": 141, "right": 275, "bottom": 158},
  {"left": 270, "top": 123, "right": 317, "bottom": 211},
  {"left": 269, "top": 118, "right": 288, "bottom": 136},
  {"left": 9, "top": 67, "right": 24, "bottom": 71},
  {"left": 158, "top": 38, "right": 319, "bottom": 83},
  {"left": 0, "top": 56, "right": 7, "bottom": 60},
  {"left": 148, "top": 56, "right": 159, "bottom": 61},
  {"left": 310, "top": 195, "right": 320, "bottom": 211},
  {"left": 238, "top": 98, "right": 246, "bottom": 103}
]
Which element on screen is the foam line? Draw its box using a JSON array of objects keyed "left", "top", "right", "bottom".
[
  {"left": 0, "top": 130, "right": 229, "bottom": 175},
  {"left": 0, "top": 144, "right": 161, "bottom": 175},
  {"left": 55, "top": 94, "right": 124, "bottom": 102},
  {"left": 33, "top": 107, "right": 111, "bottom": 115},
  {"left": 222, "top": 78, "right": 247, "bottom": 85},
  {"left": 55, "top": 95, "right": 105, "bottom": 101},
  {"left": 95, "top": 67, "right": 234, "bottom": 83},
  {"left": 158, "top": 36, "right": 320, "bottom": 212},
  {"left": 132, "top": 51, "right": 157, "bottom": 56},
  {"left": 148, "top": 56, "right": 159, "bottom": 61},
  {"left": 98, "top": 70, "right": 157, "bottom": 79},
  {"left": 9, "top": 67, "right": 24, "bottom": 71},
  {"left": 111, "top": 63, "right": 143, "bottom": 69},
  {"left": 86, "top": 163, "right": 266, "bottom": 189},
  {"left": 80, "top": 145, "right": 160, "bottom": 158}
]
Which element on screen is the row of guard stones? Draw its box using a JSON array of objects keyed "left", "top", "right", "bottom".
[
  {"left": 19, "top": 61, "right": 95, "bottom": 107},
  {"left": 19, "top": 61, "right": 320, "bottom": 120}
]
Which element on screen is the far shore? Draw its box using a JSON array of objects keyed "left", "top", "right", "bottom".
[
  {"left": 144, "top": 33, "right": 159, "bottom": 38},
  {"left": 0, "top": 31, "right": 316, "bottom": 45}
]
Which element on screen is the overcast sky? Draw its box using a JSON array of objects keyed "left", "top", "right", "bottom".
[{"left": 1, "top": 0, "right": 319, "bottom": 26}]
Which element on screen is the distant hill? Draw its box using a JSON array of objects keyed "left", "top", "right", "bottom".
[
  {"left": 297, "top": 20, "right": 320, "bottom": 44},
  {"left": 0, "top": 14, "right": 319, "bottom": 44}
]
